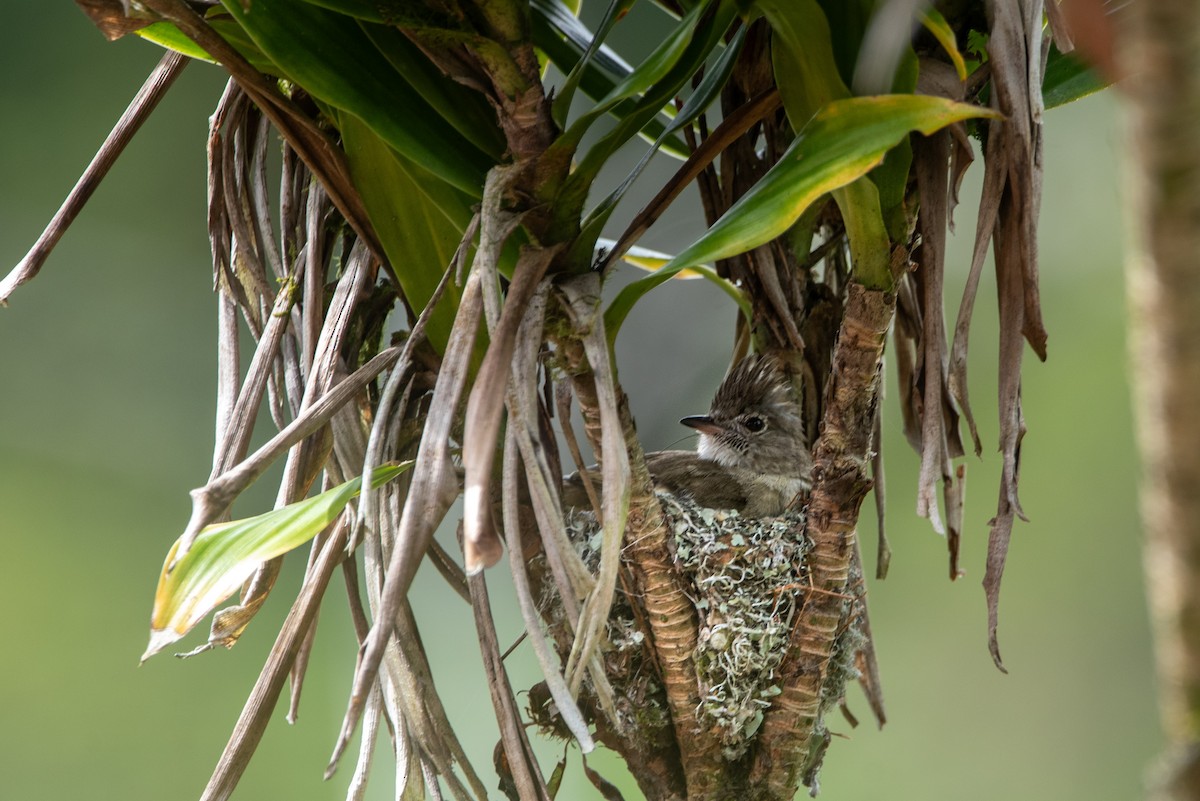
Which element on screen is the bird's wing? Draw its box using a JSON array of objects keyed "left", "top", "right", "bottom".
[{"left": 563, "top": 451, "right": 751, "bottom": 513}]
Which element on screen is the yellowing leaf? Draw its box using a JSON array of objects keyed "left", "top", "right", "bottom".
[
  {"left": 596, "top": 239, "right": 703, "bottom": 279},
  {"left": 662, "top": 95, "right": 1001, "bottom": 274},
  {"left": 143, "top": 463, "right": 411, "bottom": 661},
  {"left": 602, "top": 247, "right": 751, "bottom": 345},
  {"left": 920, "top": 8, "right": 969, "bottom": 81}
]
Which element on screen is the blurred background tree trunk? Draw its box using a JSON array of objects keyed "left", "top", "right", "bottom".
[{"left": 1119, "top": 2, "right": 1200, "bottom": 798}]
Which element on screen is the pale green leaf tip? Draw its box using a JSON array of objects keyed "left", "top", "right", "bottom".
[{"left": 141, "top": 629, "right": 179, "bottom": 664}]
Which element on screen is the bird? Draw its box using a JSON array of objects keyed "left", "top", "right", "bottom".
[{"left": 565, "top": 355, "right": 813, "bottom": 517}]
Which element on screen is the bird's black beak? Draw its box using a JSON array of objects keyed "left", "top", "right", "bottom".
[{"left": 680, "top": 415, "right": 723, "bottom": 436}]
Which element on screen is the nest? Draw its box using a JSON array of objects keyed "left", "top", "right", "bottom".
[
  {"left": 543, "top": 490, "right": 864, "bottom": 763},
  {"left": 666, "top": 494, "right": 811, "bottom": 759}
]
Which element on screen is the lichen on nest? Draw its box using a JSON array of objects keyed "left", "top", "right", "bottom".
[
  {"left": 547, "top": 490, "right": 862, "bottom": 763},
  {"left": 661, "top": 492, "right": 814, "bottom": 759},
  {"left": 549, "top": 506, "right": 671, "bottom": 736}
]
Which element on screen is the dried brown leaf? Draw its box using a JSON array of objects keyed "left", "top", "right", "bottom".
[
  {"left": 213, "top": 280, "right": 299, "bottom": 477},
  {"left": 947, "top": 124, "right": 975, "bottom": 232},
  {"left": 555, "top": 380, "right": 601, "bottom": 515},
  {"left": 248, "top": 114, "right": 284, "bottom": 281},
  {"left": 183, "top": 242, "right": 369, "bottom": 598},
  {"left": 915, "top": 57, "right": 975, "bottom": 233},
  {"left": 345, "top": 683, "right": 384, "bottom": 801},
  {"left": 286, "top": 529, "right": 327, "bottom": 724},
  {"left": 949, "top": 85, "right": 1018, "bottom": 459},
  {"left": 913, "top": 132, "right": 955, "bottom": 535},
  {"left": 329, "top": 268, "right": 483, "bottom": 776},
  {"left": 462, "top": 166, "right": 540, "bottom": 574},
  {"left": 751, "top": 244, "right": 805, "bottom": 351},
  {"left": 181, "top": 348, "right": 402, "bottom": 564},
  {"left": 208, "top": 83, "right": 241, "bottom": 305},
  {"left": 892, "top": 278, "right": 923, "bottom": 453},
  {"left": 1, "top": 52, "right": 188, "bottom": 304},
  {"left": 945, "top": 463, "right": 966, "bottom": 580},
  {"left": 986, "top": 0, "right": 1049, "bottom": 361},
  {"left": 851, "top": 545, "right": 887, "bottom": 727},
  {"left": 74, "top": 0, "right": 155, "bottom": 39},
  {"left": 1044, "top": 0, "right": 1074, "bottom": 52},
  {"left": 983, "top": 172, "right": 1032, "bottom": 673},
  {"left": 137, "top": 0, "right": 389, "bottom": 273},
  {"left": 409, "top": 597, "right": 489, "bottom": 795},
  {"left": 984, "top": 501, "right": 1015, "bottom": 674},
  {"left": 557, "top": 275, "right": 631, "bottom": 697},
  {"left": 463, "top": 263, "right": 559, "bottom": 571},
  {"left": 581, "top": 756, "right": 627, "bottom": 801},
  {"left": 356, "top": 256, "right": 459, "bottom": 553},
  {"left": 177, "top": 557, "right": 281, "bottom": 658},
  {"left": 427, "top": 538, "right": 471, "bottom": 603},
  {"left": 915, "top": 56, "right": 966, "bottom": 102},
  {"left": 222, "top": 114, "right": 275, "bottom": 318},
  {"left": 503, "top": 276, "right": 613, "bottom": 728},
  {"left": 197, "top": 519, "right": 349, "bottom": 801},
  {"left": 500, "top": 433, "right": 596, "bottom": 750},
  {"left": 871, "top": 400, "right": 890, "bottom": 579},
  {"left": 322, "top": 385, "right": 437, "bottom": 799},
  {"left": 947, "top": 3, "right": 1049, "bottom": 473},
  {"left": 470, "top": 572, "right": 551, "bottom": 801}
]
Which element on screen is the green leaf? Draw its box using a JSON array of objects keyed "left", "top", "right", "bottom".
[
  {"left": 602, "top": 245, "right": 751, "bottom": 344},
  {"left": 920, "top": 8, "right": 968, "bottom": 81},
  {"left": 358, "top": 22, "right": 505, "bottom": 160},
  {"left": 531, "top": 10, "right": 689, "bottom": 159},
  {"left": 833, "top": 179, "right": 891, "bottom": 290},
  {"left": 549, "top": 0, "right": 714, "bottom": 164},
  {"left": 143, "top": 463, "right": 411, "bottom": 660},
  {"left": 546, "top": 0, "right": 636, "bottom": 126},
  {"left": 815, "top": 0, "right": 872, "bottom": 89},
  {"left": 665, "top": 22, "right": 747, "bottom": 140},
  {"left": 603, "top": 20, "right": 746, "bottom": 205},
  {"left": 208, "top": 15, "right": 284, "bottom": 74},
  {"left": 533, "top": 0, "right": 632, "bottom": 79},
  {"left": 870, "top": 137, "right": 914, "bottom": 243},
  {"left": 865, "top": 46, "right": 917, "bottom": 242},
  {"left": 762, "top": 0, "right": 850, "bottom": 123},
  {"left": 294, "top": 0, "right": 413, "bottom": 18},
  {"left": 339, "top": 114, "right": 469, "bottom": 354},
  {"left": 136, "top": 21, "right": 218, "bottom": 62},
  {"left": 135, "top": 17, "right": 280, "bottom": 74},
  {"left": 570, "top": 23, "right": 748, "bottom": 271},
  {"left": 219, "top": 0, "right": 491, "bottom": 195},
  {"left": 660, "top": 95, "right": 1001, "bottom": 274},
  {"left": 278, "top": 4, "right": 506, "bottom": 159},
  {"left": 1042, "top": 43, "right": 1109, "bottom": 108},
  {"left": 595, "top": 0, "right": 712, "bottom": 109},
  {"left": 553, "top": 0, "right": 736, "bottom": 251}
]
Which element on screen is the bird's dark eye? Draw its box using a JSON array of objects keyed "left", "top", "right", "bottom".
[{"left": 744, "top": 415, "right": 766, "bottom": 433}]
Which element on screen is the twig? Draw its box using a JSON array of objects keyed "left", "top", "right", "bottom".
[{"left": 1, "top": 51, "right": 189, "bottom": 304}]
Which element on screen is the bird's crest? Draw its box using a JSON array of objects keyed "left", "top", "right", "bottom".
[{"left": 711, "top": 355, "right": 793, "bottom": 414}]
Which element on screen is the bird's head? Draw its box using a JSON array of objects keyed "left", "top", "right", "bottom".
[{"left": 681, "top": 355, "right": 809, "bottom": 476}]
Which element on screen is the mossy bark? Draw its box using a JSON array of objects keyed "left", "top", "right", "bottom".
[{"left": 750, "top": 283, "right": 895, "bottom": 797}]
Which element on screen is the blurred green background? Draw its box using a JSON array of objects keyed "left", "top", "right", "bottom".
[{"left": 0, "top": 4, "right": 1158, "bottom": 800}]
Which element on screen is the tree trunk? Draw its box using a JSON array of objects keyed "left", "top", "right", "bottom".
[{"left": 1120, "top": 3, "right": 1200, "bottom": 799}]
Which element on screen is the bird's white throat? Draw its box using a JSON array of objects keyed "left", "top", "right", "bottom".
[{"left": 696, "top": 433, "right": 737, "bottom": 467}]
